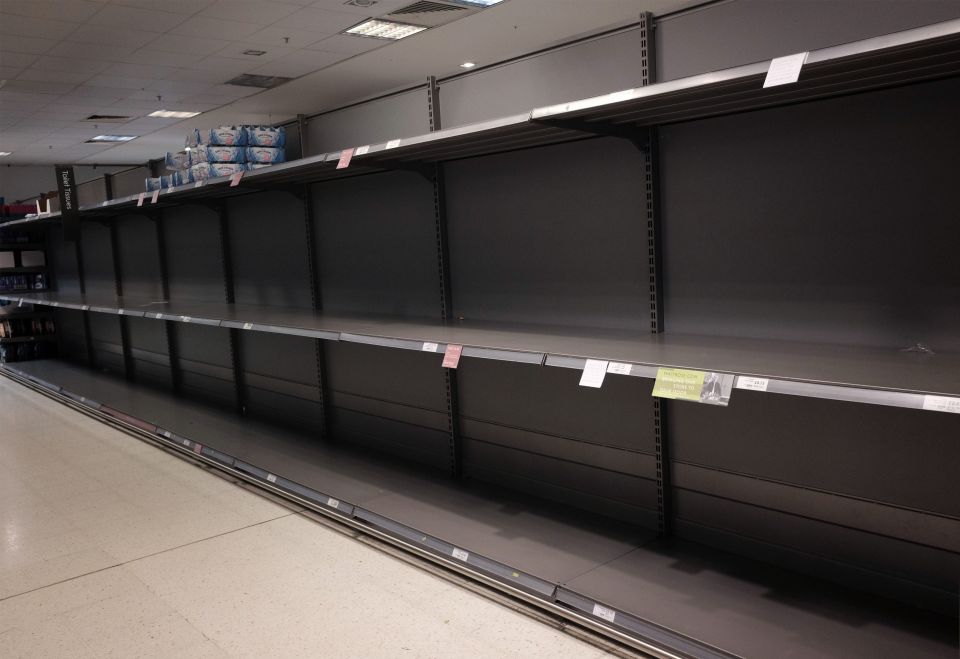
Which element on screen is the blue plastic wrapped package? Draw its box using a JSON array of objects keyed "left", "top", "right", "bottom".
[
  {"left": 246, "top": 163, "right": 272, "bottom": 170},
  {"left": 191, "top": 163, "right": 246, "bottom": 180},
  {"left": 203, "top": 145, "right": 245, "bottom": 163},
  {"left": 171, "top": 169, "right": 193, "bottom": 186},
  {"left": 201, "top": 126, "right": 246, "bottom": 146},
  {"left": 245, "top": 146, "right": 285, "bottom": 164},
  {"left": 145, "top": 177, "right": 162, "bottom": 192},
  {"left": 165, "top": 151, "right": 190, "bottom": 170},
  {"left": 185, "top": 128, "right": 201, "bottom": 148},
  {"left": 161, "top": 174, "right": 176, "bottom": 189},
  {"left": 244, "top": 125, "right": 285, "bottom": 147}
]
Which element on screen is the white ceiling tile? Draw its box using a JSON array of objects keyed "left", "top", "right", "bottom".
[
  {"left": 0, "top": 34, "right": 58, "bottom": 55},
  {"left": 199, "top": 1, "right": 303, "bottom": 25},
  {"left": 163, "top": 68, "right": 231, "bottom": 83},
  {"left": 32, "top": 56, "right": 111, "bottom": 75},
  {"left": 180, "top": 92, "right": 249, "bottom": 106},
  {"left": 182, "top": 56, "right": 251, "bottom": 75},
  {"left": 15, "top": 68, "right": 93, "bottom": 84},
  {"left": 307, "top": 33, "right": 387, "bottom": 55},
  {"left": 0, "top": 91, "right": 56, "bottom": 105},
  {"left": 103, "top": 62, "right": 181, "bottom": 80},
  {"left": 0, "top": 13, "right": 83, "bottom": 40},
  {"left": 272, "top": 6, "right": 360, "bottom": 32},
  {"left": 0, "top": 66, "right": 25, "bottom": 80},
  {"left": 310, "top": 0, "right": 408, "bottom": 15},
  {"left": 242, "top": 25, "right": 329, "bottom": 49},
  {"left": 13, "top": 119, "right": 74, "bottom": 131},
  {"left": 29, "top": 109, "right": 96, "bottom": 121},
  {"left": 87, "top": 5, "right": 191, "bottom": 32},
  {"left": 213, "top": 44, "right": 295, "bottom": 63},
  {"left": 119, "top": 49, "right": 204, "bottom": 68},
  {"left": 111, "top": 0, "right": 215, "bottom": 14},
  {"left": 63, "top": 85, "right": 131, "bottom": 100},
  {"left": 170, "top": 17, "right": 264, "bottom": 39},
  {"left": 249, "top": 50, "right": 347, "bottom": 78},
  {"left": 0, "top": 1, "right": 103, "bottom": 23},
  {"left": 0, "top": 52, "right": 39, "bottom": 69},
  {"left": 123, "top": 88, "right": 190, "bottom": 102},
  {"left": 64, "top": 26, "right": 162, "bottom": 49},
  {"left": 145, "top": 79, "right": 212, "bottom": 94},
  {"left": 86, "top": 75, "right": 156, "bottom": 90},
  {"left": 143, "top": 33, "right": 233, "bottom": 57},
  {"left": 1, "top": 79, "right": 76, "bottom": 95},
  {"left": 44, "top": 41, "right": 139, "bottom": 62}
]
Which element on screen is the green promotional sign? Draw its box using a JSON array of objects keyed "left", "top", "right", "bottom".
[{"left": 652, "top": 368, "right": 706, "bottom": 401}]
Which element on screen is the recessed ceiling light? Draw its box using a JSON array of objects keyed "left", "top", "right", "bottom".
[
  {"left": 344, "top": 0, "right": 376, "bottom": 6},
  {"left": 451, "top": 0, "right": 504, "bottom": 5},
  {"left": 460, "top": 61, "right": 476, "bottom": 68},
  {"left": 86, "top": 135, "right": 137, "bottom": 143},
  {"left": 344, "top": 19, "right": 427, "bottom": 40},
  {"left": 148, "top": 110, "right": 202, "bottom": 119},
  {"left": 242, "top": 49, "right": 267, "bottom": 56},
  {"left": 0, "top": 151, "right": 11, "bottom": 156}
]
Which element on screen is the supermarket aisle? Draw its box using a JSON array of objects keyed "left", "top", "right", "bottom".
[{"left": 0, "top": 375, "right": 616, "bottom": 659}]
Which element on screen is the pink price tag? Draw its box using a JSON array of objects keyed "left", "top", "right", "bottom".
[
  {"left": 230, "top": 171, "right": 244, "bottom": 187},
  {"left": 137, "top": 192, "right": 145, "bottom": 207},
  {"left": 442, "top": 344, "right": 463, "bottom": 369},
  {"left": 192, "top": 443, "right": 203, "bottom": 455},
  {"left": 336, "top": 147, "right": 355, "bottom": 170},
  {"left": 150, "top": 189, "right": 160, "bottom": 204}
]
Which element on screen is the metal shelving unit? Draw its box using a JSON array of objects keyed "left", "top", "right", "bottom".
[{"left": 3, "top": 16, "right": 958, "bottom": 659}]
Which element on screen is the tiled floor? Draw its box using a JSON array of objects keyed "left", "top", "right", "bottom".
[{"left": 0, "top": 374, "right": 615, "bottom": 658}]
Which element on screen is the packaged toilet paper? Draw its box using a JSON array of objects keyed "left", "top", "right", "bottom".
[
  {"left": 244, "top": 125, "right": 286, "bottom": 147},
  {"left": 245, "top": 146, "right": 285, "bottom": 164},
  {"left": 165, "top": 151, "right": 190, "bottom": 170},
  {"left": 201, "top": 145, "right": 245, "bottom": 163},
  {"left": 190, "top": 163, "right": 246, "bottom": 180},
  {"left": 201, "top": 126, "right": 246, "bottom": 146}
]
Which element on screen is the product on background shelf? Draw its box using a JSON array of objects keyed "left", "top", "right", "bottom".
[
  {"left": 201, "top": 145, "right": 245, "bottom": 163},
  {"left": 190, "top": 162, "right": 246, "bottom": 180},
  {"left": 200, "top": 126, "right": 246, "bottom": 146},
  {"left": 245, "top": 146, "right": 285, "bottom": 164},
  {"left": 0, "top": 273, "right": 45, "bottom": 292},
  {"left": 245, "top": 125, "right": 285, "bottom": 147},
  {"left": 165, "top": 151, "right": 190, "bottom": 169}
]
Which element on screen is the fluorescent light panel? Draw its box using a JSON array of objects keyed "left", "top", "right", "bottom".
[
  {"left": 86, "top": 135, "right": 137, "bottom": 143},
  {"left": 148, "top": 110, "right": 201, "bottom": 119},
  {"left": 344, "top": 19, "right": 426, "bottom": 40},
  {"left": 452, "top": 0, "right": 504, "bottom": 5},
  {"left": 0, "top": 152, "right": 11, "bottom": 156}
]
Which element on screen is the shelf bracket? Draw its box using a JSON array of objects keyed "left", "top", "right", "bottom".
[
  {"left": 216, "top": 200, "right": 246, "bottom": 416},
  {"left": 300, "top": 182, "right": 331, "bottom": 440}
]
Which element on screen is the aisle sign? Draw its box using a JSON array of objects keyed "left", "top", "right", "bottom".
[
  {"left": 336, "top": 147, "right": 354, "bottom": 169},
  {"left": 55, "top": 164, "right": 79, "bottom": 240},
  {"left": 763, "top": 52, "right": 808, "bottom": 88},
  {"left": 579, "top": 359, "right": 609, "bottom": 388},
  {"left": 653, "top": 368, "right": 735, "bottom": 406},
  {"left": 442, "top": 344, "right": 463, "bottom": 369}
]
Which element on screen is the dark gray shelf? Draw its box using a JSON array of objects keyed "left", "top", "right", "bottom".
[
  {"left": 3, "top": 359, "right": 955, "bottom": 659},
  {"left": 4, "top": 18, "right": 957, "bottom": 227},
  {"left": 7, "top": 290, "right": 960, "bottom": 412}
]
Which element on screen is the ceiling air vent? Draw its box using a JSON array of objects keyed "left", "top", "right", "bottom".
[
  {"left": 83, "top": 114, "right": 131, "bottom": 123},
  {"left": 383, "top": 0, "right": 479, "bottom": 27},
  {"left": 225, "top": 74, "right": 294, "bottom": 89}
]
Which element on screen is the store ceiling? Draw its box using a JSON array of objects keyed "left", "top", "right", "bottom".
[{"left": 0, "top": 0, "right": 699, "bottom": 165}]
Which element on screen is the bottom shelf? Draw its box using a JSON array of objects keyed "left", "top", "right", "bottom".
[{"left": 3, "top": 359, "right": 956, "bottom": 659}]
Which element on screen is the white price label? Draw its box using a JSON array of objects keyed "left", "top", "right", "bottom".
[
  {"left": 592, "top": 603, "right": 616, "bottom": 622},
  {"left": 153, "top": 313, "right": 163, "bottom": 319},
  {"left": 422, "top": 342, "right": 439, "bottom": 352},
  {"left": 355, "top": 145, "right": 370, "bottom": 155},
  {"left": 102, "top": 201, "right": 109, "bottom": 207},
  {"left": 737, "top": 376, "right": 770, "bottom": 392},
  {"left": 182, "top": 439, "right": 190, "bottom": 447},
  {"left": 385, "top": 139, "right": 401, "bottom": 150},
  {"left": 194, "top": 181, "right": 204, "bottom": 189},
  {"left": 763, "top": 52, "right": 808, "bottom": 88},
  {"left": 922, "top": 395, "right": 960, "bottom": 414},
  {"left": 82, "top": 305, "right": 90, "bottom": 311},
  {"left": 181, "top": 316, "right": 191, "bottom": 323},
  {"left": 117, "top": 309, "right": 124, "bottom": 315},
  {"left": 579, "top": 359, "right": 609, "bottom": 388},
  {"left": 451, "top": 548, "right": 469, "bottom": 561},
  {"left": 606, "top": 362, "right": 632, "bottom": 376},
  {"left": 327, "top": 497, "right": 340, "bottom": 509},
  {"left": 162, "top": 430, "right": 171, "bottom": 438},
  {"left": 266, "top": 473, "right": 277, "bottom": 483},
  {"left": 80, "top": 397, "right": 86, "bottom": 403},
  {"left": 242, "top": 322, "right": 253, "bottom": 330}
]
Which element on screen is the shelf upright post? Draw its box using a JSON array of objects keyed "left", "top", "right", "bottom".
[
  {"left": 74, "top": 225, "right": 95, "bottom": 368},
  {"left": 217, "top": 200, "right": 246, "bottom": 416},
  {"left": 427, "top": 75, "right": 463, "bottom": 478},
  {"left": 637, "top": 11, "right": 672, "bottom": 538},
  {"left": 300, "top": 183, "right": 331, "bottom": 440},
  {"left": 105, "top": 187, "right": 134, "bottom": 381},
  {"left": 152, "top": 209, "right": 181, "bottom": 395}
]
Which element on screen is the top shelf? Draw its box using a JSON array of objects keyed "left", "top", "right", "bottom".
[
  {"left": 4, "top": 290, "right": 959, "bottom": 413},
  {"left": 5, "top": 18, "right": 958, "bottom": 226}
]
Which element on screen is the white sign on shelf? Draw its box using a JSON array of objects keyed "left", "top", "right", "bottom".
[
  {"left": 737, "top": 376, "right": 770, "bottom": 392},
  {"left": 266, "top": 473, "right": 277, "bottom": 483},
  {"left": 592, "top": 603, "right": 617, "bottom": 622},
  {"left": 162, "top": 430, "right": 171, "bottom": 438},
  {"left": 579, "top": 359, "right": 609, "bottom": 388},
  {"left": 922, "top": 395, "right": 960, "bottom": 414},
  {"left": 243, "top": 322, "right": 253, "bottom": 330},
  {"left": 355, "top": 145, "right": 370, "bottom": 155},
  {"left": 327, "top": 497, "right": 340, "bottom": 509},
  {"left": 606, "top": 362, "right": 633, "bottom": 376},
  {"left": 763, "top": 52, "right": 809, "bottom": 88},
  {"left": 422, "top": 342, "right": 439, "bottom": 352},
  {"left": 451, "top": 547, "right": 469, "bottom": 561},
  {"left": 385, "top": 139, "right": 401, "bottom": 150},
  {"left": 181, "top": 316, "right": 191, "bottom": 323}
]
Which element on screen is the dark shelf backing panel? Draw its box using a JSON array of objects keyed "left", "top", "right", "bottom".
[
  {"left": 175, "top": 323, "right": 236, "bottom": 410},
  {"left": 86, "top": 312, "right": 124, "bottom": 376},
  {"left": 445, "top": 137, "right": 649, "bottom": 331},
  {"left": 313, "top": 171, "right": 440, "bottom": 318},
  {"left": 458, "top": 359, "right": 658, "bottom": 526},
  {"left": 125, "top": 316, "right": 172, "bottom": 391},
  {"left": 561, "top": 540, "right": 958, "bottom": 659},
  {"left": 163, "top": 204, "right": 225, "bottom": 304},
  {"left": 660, "top": 77, "right": 960, "bottom": 353}
]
